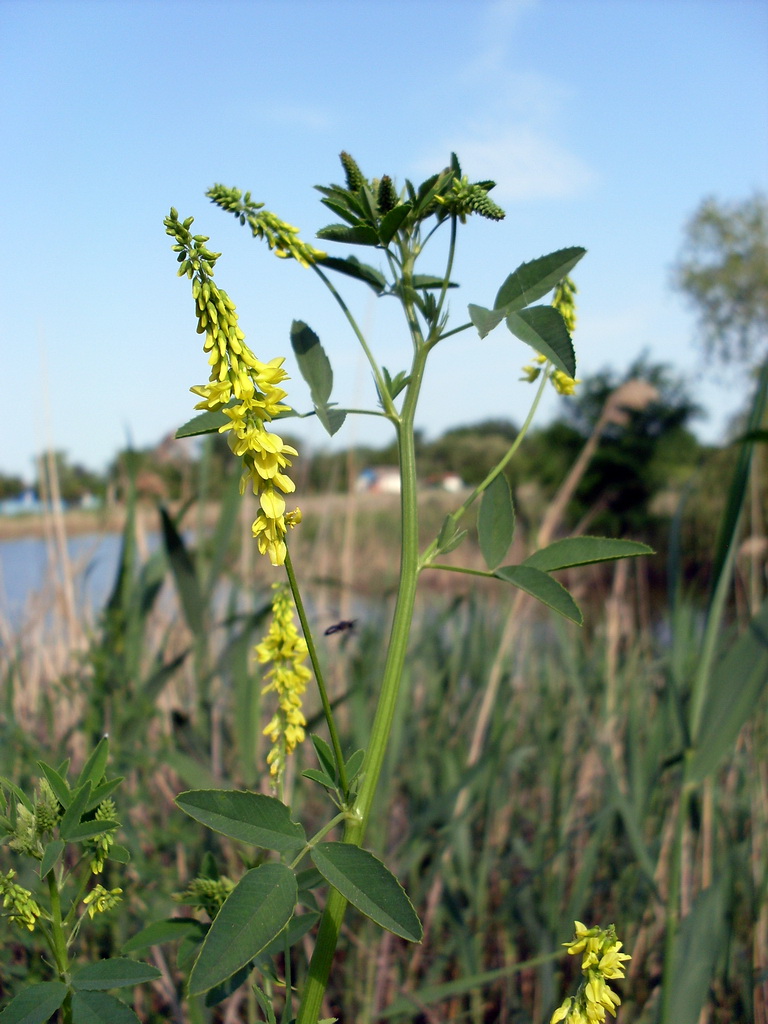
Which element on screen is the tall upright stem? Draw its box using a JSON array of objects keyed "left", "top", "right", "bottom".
[{"left": 295, "top": 347, "right": 427, "bottom": 1024}]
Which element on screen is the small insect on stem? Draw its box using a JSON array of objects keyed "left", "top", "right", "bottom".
[{"left": 324, "top": 620, "right": 357, "bottom": 636}]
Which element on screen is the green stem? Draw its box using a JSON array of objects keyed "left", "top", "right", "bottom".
[
  {"left": 426, "top": 215, "right": 458, "bottom": 347},
  {"left": 47, "top": 872, "right": 72, "bottom": 1016},
  {"left": 437, "top": 320, "right": 473, "bottom": 342},
  {"left": 427, "top": 564, "right": 494, "bottom": 578},
  {"left": 284, "top": 549, "right": 348, "bottom": 796},
  {"left": 659, "top": 778, "right": 691, "bottom": 1022},
  {"left": 310, "top": 263, "right": 396, "bottom": 418},
  {"left": 289, "top": 812, "right": 349, "bottom": 870},
  {"left": 295, "top": 336, "right": 428, "bottom": 1024}
]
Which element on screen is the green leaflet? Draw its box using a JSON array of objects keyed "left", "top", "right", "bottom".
[
  {"left": 71, "top": 991, "right": 140, "bottom": 1024},
  {"left": 493, "top": 565, "right": 582, "bottom": 625},
  {"left": 494, "top": 247, "right": 586, "bottom": 311},
  {"left": 176, "top": 408, "right": 228, "bottom": 438},
  {"left": 0, "top": 982, "right": 67, "bottom": 1024},
  {"left": 188, "top": 863, "right": 297, "bottom": 995},
  {"left": 505, "top": 306, "right": 576, "bottom": 378},
  {"left": 70, "top": 958, "right": 160, "bottom": 991},
  {"left": 122, "top": 918, "right": 204, "bottom": 954},
  {"left": 478, "top": 474, "right": 515, "bottom": 570},
  {"left": 523, "top": 537, "right": 654, "bottom": 571},
  {"left": 290, "top": 320, "right": 347, "bottom": 436},
  {"left": 311, "top": 842, "right": 422, "bottom": 942},
  {"left": 175, "top": 790, "right": 306, "bottom": 852}
]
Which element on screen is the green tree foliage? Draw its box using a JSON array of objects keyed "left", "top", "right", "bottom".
[
  {"left": 34, "top": 451, "right": 105, "bottom": 505},
  {"left": 0, "top": 473, "right": 26, "bottom": 501},
  {"left": 425, "top": 419, "right": 518, "bottom": 486},
  {"left": 673, "top": 193, "right": 768, "bottom": 367},
  {"left": 527, "top": 358, "right": 703, "bottom": 537}
]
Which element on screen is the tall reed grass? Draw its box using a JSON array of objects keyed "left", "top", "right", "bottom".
[{"left": 1, "top": 415, "right": 766, "bottom": 1023}]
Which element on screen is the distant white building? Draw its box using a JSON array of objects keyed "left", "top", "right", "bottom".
[
  {"left": 438, "top": 473, "right": 464, "bottom": 493},
  {"left": 355, "top": 468, "right": 465, "bottom": 494},
  {"left": 355, "top": 467, "right": 401, "bottom": 494},
  {"left": 0, "top": 489, "right": 43, "bottom": 516}
]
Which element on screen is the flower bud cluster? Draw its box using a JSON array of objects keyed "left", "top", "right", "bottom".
[
  {"left": 377, "top": 175, "right": 398, "bottom": 214},
  {"left": 175, "top": 876, "right": 235, "bottom": 920},
  {"left": 520, "top": 275, "right": 580, "bottom": 395},
  {"left": 88, "top": 799, "right": 118, "bottom": 874},
  {"left": 340, "top": 150, "right": 367, "bottom": 192},
  {"left": 0, "top": 869, "right": 41, "bottom": 932},
  {"left": 205, "top": 185, "right": 326, "bottom": 268},
  {"left": 166, "top": 209, "right": 302, "bottom": 566},
  {"left": 520, "top": 354, "right": 581, "bottom": 395},
  {"left": 8, "top": 779, "right": 61, "bottom": 857},
  {"left": 550, "top": 921, "right": 631, "bottom": 1023},
  {"left": 256, "top": 583, "right": 312, "bottom": 780},
  {"left": 83, "top": 884, "right": 123, "bottom": 919},
  {"left": 553, "top": 275, "right": 578, "bottom": 334},
  {"left": 434, "top": 174, "right": 506, "bottom": 222}
]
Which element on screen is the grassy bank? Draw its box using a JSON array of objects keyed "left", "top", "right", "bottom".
[{"left": 0, "top": 474, "right": 764, "bottom": 1023}]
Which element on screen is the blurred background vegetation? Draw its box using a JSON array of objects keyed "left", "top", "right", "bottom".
[{"left": 0, "top": 193, "right": 766, "bottom": 1023}]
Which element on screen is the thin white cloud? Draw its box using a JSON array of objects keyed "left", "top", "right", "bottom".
[
  {"left": 258, "top": 103, "right": 334, "bottom": 132},
  {"left": 440, "top": 126, "right": 596, "bottom": 201},
  {"left": 460, "top": 0, "right": 539, "bottom": 81},
  {"left": 417, "top": 0, "right": 596, "bottom": 202}
]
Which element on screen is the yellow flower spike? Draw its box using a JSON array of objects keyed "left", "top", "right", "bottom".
[
  {"left": 257, "top": 584, "right": 312, "bottom": 781},
  {"left": 551, "top": 999, "right": 573, "bottom": 1024},
  {"left": 598, "top": 943, "right": 631, "bottom": 980},
  {"left": 260, "top": 487, "right": 286, "bottom": 519},
  {"left": 553, "top": 274, "right": 578, "bottom": 334},
  {"left": 191, "top": 380, "right": 233, "bottom": 410},
  {"left": 166, "top": 207, "right": 301, "bottom": 567},
  {"left": 554, "top": 923, "right": 630, "bottom": 1024}
]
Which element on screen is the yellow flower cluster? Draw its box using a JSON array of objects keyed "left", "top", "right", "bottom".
[
  {"left": 520, "top": 274, "right": 580, "bottom": 394},
  {"left": 0, "top": 869, "right": 41, "bottom": 932},
  {"left": 83, "top": 884, "right": 123, "bottom": 919},
  {"left": 520, "top": 354, "right": 581, "bottom": 395},
  {"left": 165, "top": 209, "right": 301, "bottom": 566},
  {"left": 550, "top": 921, "right": 631, "bottom": 1023},
  {"left": 256, "top": 584, "right": 312, "bottom": 779},
  {"left": 553, "top": 275, "right": 578, "bottom": 334}
]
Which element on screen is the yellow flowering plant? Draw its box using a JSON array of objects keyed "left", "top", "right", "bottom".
[
  {"left": 159, "top": 152, "right": 651, "bottom": 1022},
  {"left": 0, "top": 737, "right": 160, "bottom": 1023},
  {"left": 550, "top": 921, "right": 632, "bottom": 1023}
]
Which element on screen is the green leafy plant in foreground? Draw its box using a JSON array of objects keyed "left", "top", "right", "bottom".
[
  {"left": 155, "top": 152, "right": 650, "bottom": 1023},
  {"left": 0, "top": 737, "right": 159, "bottom": 1024}
]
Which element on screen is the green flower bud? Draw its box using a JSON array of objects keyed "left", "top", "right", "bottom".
[
  {"left": 377, "top": 175, "right": 398, "bottom": 214},
  {"left": 175, "top": 876, "right": 234, "bottom": 919},
  {"left": 468, "top": 186, "right": 505, "bottom": 221},
  {"left": 340, "top": 151, "right": 366, "bottom": 192}
]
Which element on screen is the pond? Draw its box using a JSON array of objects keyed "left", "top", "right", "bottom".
[{"left": 0, "top": 533, "right": 127, "bottom": 630}]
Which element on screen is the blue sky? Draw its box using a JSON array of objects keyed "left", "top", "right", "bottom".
[{"left": 2, "top": 0, "right": 767, "bottom": 481}]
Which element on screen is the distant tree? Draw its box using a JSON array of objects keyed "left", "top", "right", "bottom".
[
  {"left": 0, "top": 472, "right": 26, "bottom": 501},
  {"left": 35, "top": 451, "right": 105, "bottom": 505},
  {"left": 672, "top": 193, "right": 768, "bottom": 367},
  {"left": 424, "top": 419, "right": 518, "bottom": 485},
  {"left": 522, "top": 358, "right": 703, "bottom": 537}
]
